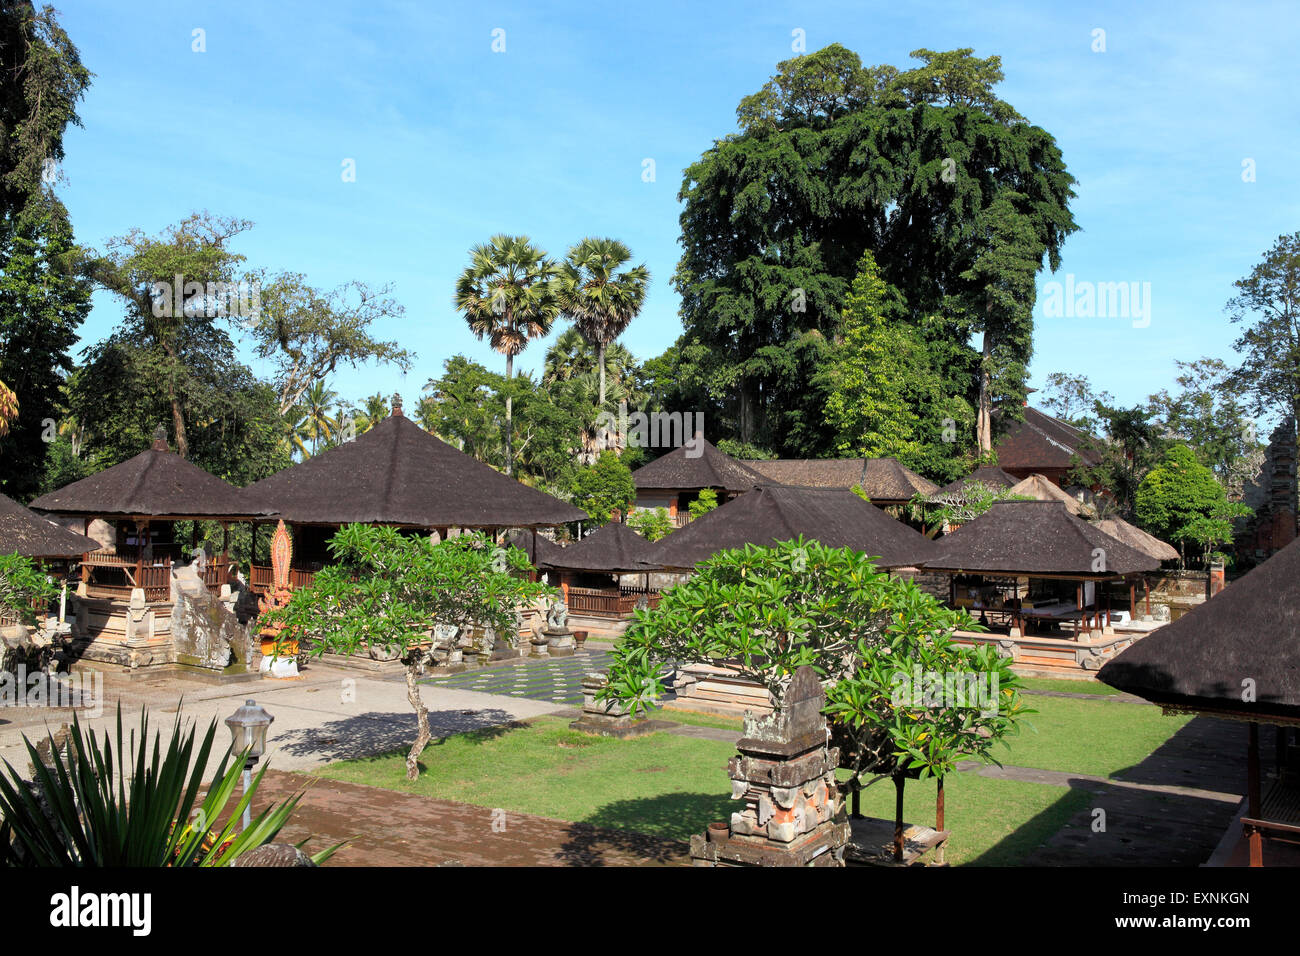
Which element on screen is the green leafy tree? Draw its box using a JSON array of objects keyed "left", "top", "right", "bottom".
[
  {"left": 907, "top": 481, "right": 1032, "bottom": 536},
  {"left": 1226, "top": 232, "right": 1300, "bottom": 428},
  {"left": 0, "top": 552, "right": 56, "bottom": 625},
  {"left": 1071, "top": 403, "right": 1165, "bottom": 519},
  {"left": 556, "top": 238, "right": 650, "bottom": 411},
  {"left": 454, "top": 235, "right": 561, "bottom": 475},
  {"left": 0, "top": 1, "right": 91, "bottom": 230},
  {"left": 0, "top": 210, "right": 92, "bottom": 497},
  {"left": 266, "top": 526, "right": 553, "bottom": 780},
  {"left": 1136, "top": 444, "right": 1251, "bottom": 566},
  {"left": 1147, "top": 358, "right": 1263, "bottom": 498},
  {"left": 570, "top": 450, "right": 635, "bottom": 525},
  {"left": 821, "top": 251, "right": 963, "bottom": 477},
  {"left": 602, "top": 540, "right": 1031, "bottom": 798},
  {"left": 1039, "top": 372, "right": 1110, "bottom": 433},
  {"left": 673, "top": 44, "right": 1076, "bottom": 452},
  {"left": 626, "top": 507, "right": 673, "bottom": 542},
  {"left": 90, "top": 212, "right": 253, "bottom": 459},
  {"left": 246, "top": 271, "right": 413, "bottom": 416},
  {"left": 687, "top": 487, "right": 719, "bottom": 520}
]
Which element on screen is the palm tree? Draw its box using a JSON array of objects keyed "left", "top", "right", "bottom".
[
  {"left": 454, "top": 235, "right": 561, "bottom": 476},
  {"left": 300, "top": 381, "right": 339, "bottom": 456},
  {"left": 556, "top": 238, "right": 649, "bottom": 410},
  {"left": 348, "top": 392, "right": 390, "bottom": 435}
]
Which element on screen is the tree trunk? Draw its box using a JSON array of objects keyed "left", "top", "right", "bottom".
[
  {"left": 403, "top": 656, "right": 432, "bottom": 781},
  {"left": 976, "top": 328, "right": 992, "bottom": 456},
  {"left": 598, "top": 340, "right": 607, "bottom": 410},
  {"left": 167, "top": 367, "right": 188, "bottom": 459},
  {"left": 504, "top": 351, "right": 514, "bottom": 476}
]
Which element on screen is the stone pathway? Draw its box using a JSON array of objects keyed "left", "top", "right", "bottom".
[
  {"left": 422, "top": 649, "right": 614, "bottom": 707},
  {"left": 254, "top": 770, "right": 688, "bottom": 867}
]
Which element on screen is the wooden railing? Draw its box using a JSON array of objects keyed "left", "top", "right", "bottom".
[
  {"left": 672, "top": 512, "right": 691, "bottom": 528},
  {"left": 249, "top": 564, "right": 321, "bottom": 594},
  {"left": 567, "top": 586, "right": 662, "bottom": 618},
  {"left": 82, "top": 550, "right": 172, "bottom": 603},
  {"left": 199, "top": 556, "right": 232, "bottom": 593}
]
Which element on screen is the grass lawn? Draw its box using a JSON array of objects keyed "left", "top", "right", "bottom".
[
  {"left": 1019, "top": 676, "right": 1126, "bottom": 696},
  {"left": 995, "top": 694, "right": 1190, "bottom": 778},
  {"left": 316, "top": 714, "right": 1107, "bottom": 865},
  {"left": 316, "top": 716, "right": 737, "bottom": 843}
]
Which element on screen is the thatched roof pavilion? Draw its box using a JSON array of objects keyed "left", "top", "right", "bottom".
[
  {"left": 922, "top": 500, "right": 1159, "bottom": 639},
  {"left": 29, "top": 430, "right": 267, "bottom": 521},
  {"left": 1099, "top": 537, "right": 1300, "bottom": 720},
  {"left": 1098, "top": 537, "right": 1300, "bottom": 865},
  {"left": 540, "top": 521, "right": 658, "bottom": 574},
  {"left": 924, "top": 500, "right": 1155, "bottom": 578},
  {"left": 243, "top": 403, "right": 586, "bottom": 530},
  {"left": 630, "top": 438, "right": 766, "bottom": 494},
  {"left": 0, "top": 493, "right": 97, "bottom": 560},
  {"left": 645, "top": 485, "right": 934, "bottom": 571},
  {"left": 506, "top": 529, "right": 564, "bottom": 568},
  {"left": 742, "top": 458, "right": 939, "bottom": 505}
]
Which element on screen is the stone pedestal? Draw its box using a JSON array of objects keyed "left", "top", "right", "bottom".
[
  {"left": 544, "top": 626, "right": 575, "bottom": 657},
  {"left": 569, "top": 672, "right": 675, "bottom": 738},
  {"left": 529, "top": 632, "right": 550, "bottom": 657},
  {"left": 689, "top": 666, "right": 849, "bottom": 867}
]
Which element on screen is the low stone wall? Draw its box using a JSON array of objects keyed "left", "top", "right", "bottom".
[{"left": 893, "top": 568, "right": 948, "bottom": 602}]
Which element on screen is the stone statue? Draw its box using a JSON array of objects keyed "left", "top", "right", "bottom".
[{"left": 546, "top": 598, "right": 568, "bottom": 631}]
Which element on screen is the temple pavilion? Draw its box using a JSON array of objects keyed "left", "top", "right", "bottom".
[
  {"left": 921, "top": 500, "right": 1160, "bottom": 672},
  {"left": 629, "top": 437, "right": 767, "bottom": 526},
  {"left": 240, "top": 397, "right": 586, "bottom": 594},
  {"left": 27, "top": 428, "right": 272, "bottom": 670},
  {"left": 0, "top": 492, "right": 97, "bottom": 629},
  {"left": 1099, "top": 536, "right": 1300, "bottom": 866},
  {"left": 536, "top": 521, "right": 661, "bottom": 635}
]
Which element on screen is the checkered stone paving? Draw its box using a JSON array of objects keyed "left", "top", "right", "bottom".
[{"left": 422, "top": 650, "right": 615, "bottom": 707}]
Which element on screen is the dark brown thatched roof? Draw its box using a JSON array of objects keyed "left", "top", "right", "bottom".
[
  {"left": 645, "top": 485, "right": 935, "bottom": 571},
  {"left": 1099, "top": 536, "right": 1300, "bottom": 721},
  {"left": 631, "top": 438, "right": 766, "bottom": 492},
  {"left": 743, "top": 458, "right": 939, "bottom": 502},
  {"left": 936, "top": 466, "right": 1019, "bottom": 496},
  {"left": 243, "top": 410, "right": 585, "bottom": 528},
  {"left": 0, "top": 493, "right": 98, "bottom": 559},
  {"left": 506, "top": 529, "right": 564, "bottom": 567},
  {"left": 995, "top": 407, "right": 1102, "bottom": 472},
  {"left": 922, "top": 501, "right": 1158, "bottom": 577},
  {"left": 29, "top": 435, "right": 267, "bottom": 520},
  {"left": 539, "top": 521, "right": 657, "bottom": 573}
]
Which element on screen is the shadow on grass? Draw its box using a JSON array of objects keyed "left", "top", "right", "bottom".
[
  {"left": 273, "top": 708, "right": 521, "bottom": 763},
  {"left": 556, "top": 792, "right": 734, "bottom": 865}
]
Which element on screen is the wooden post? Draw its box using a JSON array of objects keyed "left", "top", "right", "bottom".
[
  {"left": 1144, "top": 577, "right": 1151, "bottom": 616},
  {"left": 935, "top": 776, "right": 946, "bottom": 865},
  {"left": 1248, "top": 722, "right": 1262, "bottom": 867},
  {"left": 1129, "top": 580, "right": 1136, "bottom": 619},
  {"left": 894, "top": 774, "right": 906, "bottom": 863}
]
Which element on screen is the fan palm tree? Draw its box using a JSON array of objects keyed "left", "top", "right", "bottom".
[
  {"left": 556, "top": 238, "right": 649, "bottom": 409},
  {"left": 454, "top": 235, "right": 561, "bottom": 475}
]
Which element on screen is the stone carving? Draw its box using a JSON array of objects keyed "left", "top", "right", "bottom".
[
  {"left": 257, "top": 520, "right": 298, "bottom": 678},
  {"left": 690, "top": 666, "right": 850, "bottom": 866},
  {"left": 546, "top": 598, "right": 568, "bottom": 631}
]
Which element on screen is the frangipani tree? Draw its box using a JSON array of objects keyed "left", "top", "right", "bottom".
[
  {"left": 907, "top": 480, "right": 1032, "bottom": 537},
  {"left": 264, "top": 525, "right": 555, "bottom": 780},
  {"left": 602, "top": 539, "right": 1031, "bottom": 803},
  {"left": 0, "top": 553, "right": 56, "bottom": 627},
  {"left": 0, "top": 379, "right": 16, "bottom": 437}
]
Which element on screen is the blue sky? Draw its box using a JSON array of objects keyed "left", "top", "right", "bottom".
[{"left": 54, "top": 0, "right": 1300, "bottom": 421}]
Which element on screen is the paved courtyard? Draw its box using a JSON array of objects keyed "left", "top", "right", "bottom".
[{"left": 422, "top": 648, "right": 614, "bottom": 706}]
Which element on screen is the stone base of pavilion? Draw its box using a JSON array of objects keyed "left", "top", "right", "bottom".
[
  {"left": 951, "top": 624, "right": 1164, "bottom": 676},
  {"left": 663, "top": 663, "right": 775, "bottom": 719}
]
